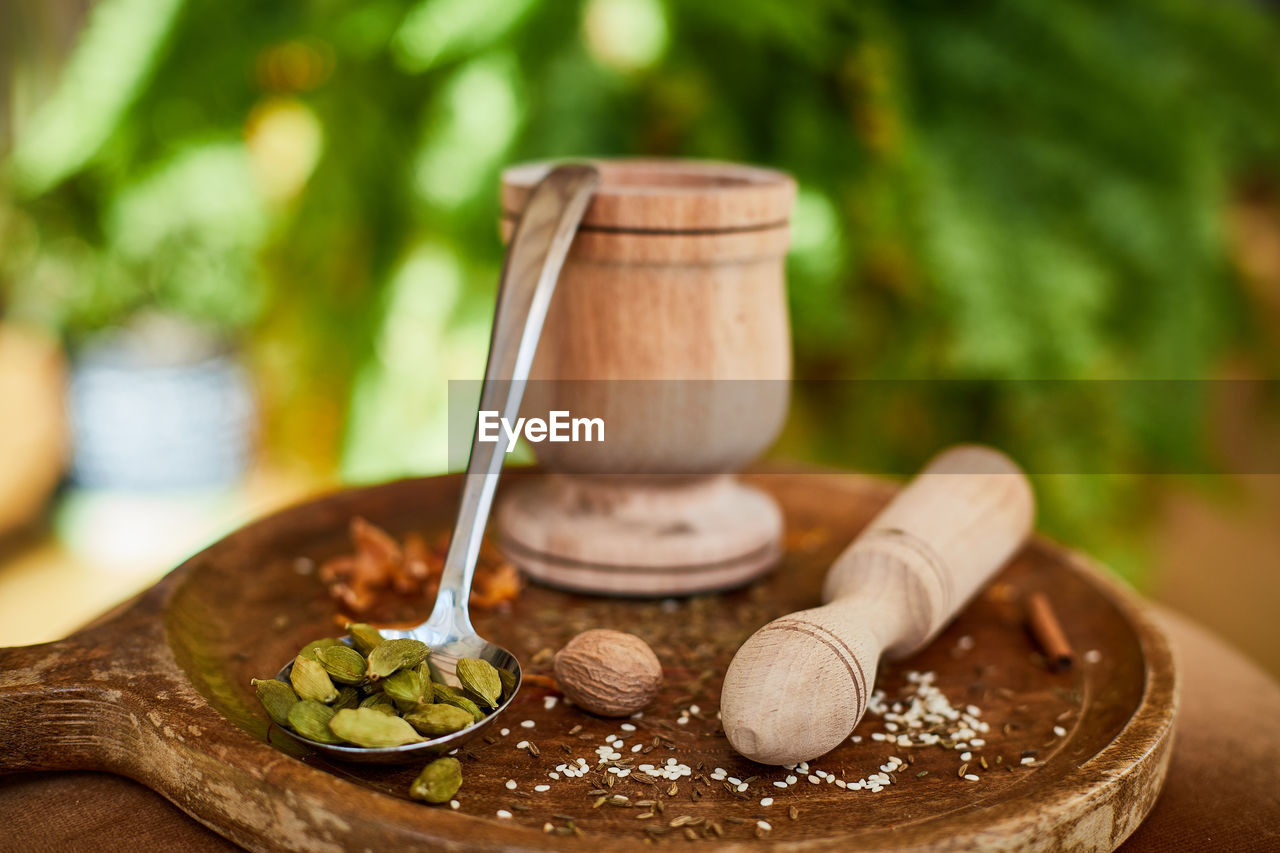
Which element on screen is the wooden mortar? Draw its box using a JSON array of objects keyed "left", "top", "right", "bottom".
[{"left": 496, "top": 159, "right": 796, "bottom": 596}]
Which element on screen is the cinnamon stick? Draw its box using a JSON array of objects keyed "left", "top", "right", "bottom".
[{"left": 1026, "top": 591, "right": 1074, "bottom": 672}]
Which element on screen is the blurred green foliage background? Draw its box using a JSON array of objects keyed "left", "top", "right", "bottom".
[{"left": 4, "top": 0, "right": 1280, "bottom": 581}]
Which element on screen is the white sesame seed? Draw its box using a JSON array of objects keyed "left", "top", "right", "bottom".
[
  {"left": 620, "top": 723, "right": 636, "bottom": 732},
  {"left": 534, "top": 784, "right": 550, "bottom": 792},
  {"left": 605, "top": 734, "right": 617, "bottom": 743},
  {"left": 757, "top": 820, "right": 772, "bottom": 831},
  {"left": 964, "top": 774, "right": 980, "bottom": 782},
  {"left": 785, "top": 775, "right": 797, "bottom": 785},
  {"left": 505, "top": 780, "right": 517, "bottom": 790},
  {"left": 773, "top": 781, "right": 787, "bottom": 788},
  {"left": 676, "top": 717, "right": 688, "bottom": 725},
  {"left": 516, "top": 740, "right": 530, "bottom": 749},
  {"left": 1053, "top": 726, "right": 1066, "bottom": 737},
  {"left": 549, "top": 772, "right": 559, "bottom": 780},
  {"left": 521, "top": 720, "right": 535, "bottom": 729},
  {"left": 850, "top": 735, "right": 862, "bottom": 743},
  {"left": 760, "top": 797, "right": 773, "bottom": 807},
  {"left": 737, "top": 782, "right": 749, "bottom": 792},
  {"left": 543, "top": 695, "right": 558, "bottom": 710},
  {"left": 970, "top": 738, "right": 986, "bottom": 747},
  {"left": 960, "top": 751, "right": 972, "bottom": 761},
  {"left": 496, "top": 809, "right": 512, "bottom": 819},
  {"left": 631, "top": 744, "right": 642, "bottom": 752},
  {"left": 1021, "top": 757, "right": 1035, "bottom": 766},
  {"left": 450, "top": 800, "right": 460, "bottom": 809},
  {"left": 689, "top": 704, "right": 701, "bottom": 714},
  {"left": 499, "top": 728, "right": 509, "bottom": 737},
  {"left": 808, "top": 775, "right": 820, "bottom": 784}
]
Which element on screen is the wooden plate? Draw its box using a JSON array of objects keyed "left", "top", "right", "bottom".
[{"left": 0, "top": 470, "right": 1176, "bottom": 851}]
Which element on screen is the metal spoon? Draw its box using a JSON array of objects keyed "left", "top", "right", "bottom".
[{"left": 275, "top": 164, "right": 601, "bottom": 763}]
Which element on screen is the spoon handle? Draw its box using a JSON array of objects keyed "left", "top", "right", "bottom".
[{"left": 428, "top": 165, "right": 600, "bottom": 635}]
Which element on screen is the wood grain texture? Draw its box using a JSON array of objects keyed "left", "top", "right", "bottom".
[
  {"left": 496, "top": 159, "right": 794, "bottom": 595},
  {"left": 723, "top": 447, "right": 1036, "bottom": 764},
  {"left": 0, "top": 470, "right": 1176, "bottom": 852},
  {"left": 501, "top": 159, "right": 795, "bottom": 233}
]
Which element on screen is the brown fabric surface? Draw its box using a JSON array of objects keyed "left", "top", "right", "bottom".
[
  {"left": 1, "top": 607, "right": 1277, "bottom": 852},
  {"left": 1117, "top": 608, "right": 1280, "bottom": 852}
]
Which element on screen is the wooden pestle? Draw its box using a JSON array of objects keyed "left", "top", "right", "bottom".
[{"left": 721, "top": 445, "right": 1035, "bottom": 765}]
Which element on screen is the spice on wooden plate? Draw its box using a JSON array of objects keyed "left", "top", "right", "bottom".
[{"left": 1026, "top": 591, "right": 1074, "bottom": 671}]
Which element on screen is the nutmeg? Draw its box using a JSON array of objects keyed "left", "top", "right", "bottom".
[{"left": 553, "top": 629, "right": 663, "bottom": 717}]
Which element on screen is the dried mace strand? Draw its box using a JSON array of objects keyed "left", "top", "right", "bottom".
[
  {"left": 456, "top": 658, "right": 503, "bottom": 709},
  {"left": 367, "top": 638, "right": 431, "bottom": 680},
  {"left": 290, "top": 654, "right": 338, "bottom": 703},
  {"left": 314, "top": 644, "right": 368, "bottom": 685},
  {"left": 410, "top": 757, "right": 463, "bottom": 804},
  {"left": 330, "top": 708, "right": 424, "bottom": 747},
  {"left": 252, "top": 678, "right": 299, "bottom": 728}
]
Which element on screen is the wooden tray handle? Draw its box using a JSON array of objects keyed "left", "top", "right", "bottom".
[
  {"left": 721, "top": 445, "right": 1035, "bottom": 765},
  {"left": 0, "top": 610, "right": 154, "bottom": 774}
]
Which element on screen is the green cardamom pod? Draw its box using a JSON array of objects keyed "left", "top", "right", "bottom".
[
  {"left": 329, "top": 707, "right": 424, "bottom": 747},
  {"left": 314, "top": 644, "right": 368, "bottom": 685},
  {"left": 497, "top": 666, "right": 518, "bottom": 700},
  {"left": 288, "top": 699, "right": 344, "bottom": 744},
  {"left": 431, "top": 682, "right": 461, "bottom": 700},
  {"left": 298, "top": 637, "right": 341, "bottom": 660},
  {"left": 251, "top": 678, "right": 299, "bottom": 727},
  {"left": 404, "top": 703, "right": 475, "bottom": 737},
  {"left": 332, "top": 685, "right": 361, "bottom": 710},
  {"left": 359, "top": 693, "right": 398, "bottom": 715},
  {"left": 431, "top": 683, "right": 483, "bottom": 721},
  {"left": 384, "top": 668, "right": 429, "bottom": 709},
  {"left": 346, "top": 622, "right": 386, "bottom": 656},
  {"left": 455, "top": 658, "right": 502, "bottom": 709},
  {"left": 290, "top": 654, "right": 338, "bottom": 703},
  {"left": 367, "top": 638, "right": 430, "bottom": 681},
  {"left": 410, "top": 757, "right": 463, "bottom": 804}
]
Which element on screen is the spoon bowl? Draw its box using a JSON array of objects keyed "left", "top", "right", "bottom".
[{"left": 273, "top": 637, "right": 521, "bottom": 765}]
